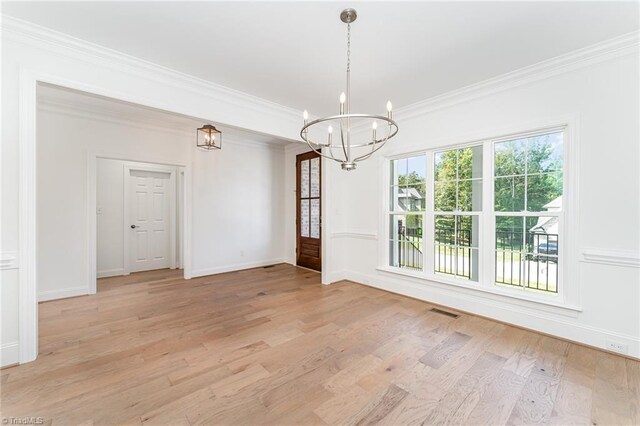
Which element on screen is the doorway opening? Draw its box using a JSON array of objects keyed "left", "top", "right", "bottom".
[
  {"left": 96, "top": 159, "right": 186, "bottom": 284},
  {"left": 35, "top": 82, "right": 195, "bottom": 306}
]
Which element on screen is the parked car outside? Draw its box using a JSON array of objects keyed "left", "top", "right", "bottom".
[{"left": 534, "top": 242, "right": 558, "bottom": 262}]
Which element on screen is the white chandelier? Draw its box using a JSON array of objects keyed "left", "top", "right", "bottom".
[{"left": 300, "top": 8, "right": 398, "bottom": 171}]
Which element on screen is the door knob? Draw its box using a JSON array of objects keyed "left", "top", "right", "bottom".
[{"left": 130, "top": 225, "right": 139, "bottom": 229}]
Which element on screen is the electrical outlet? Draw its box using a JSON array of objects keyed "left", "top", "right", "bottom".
[
  {"left": 240, "top": 250, "right": 245, "bottom": 257},
  {"left": 606, "top": 340, "right": 628, "bottom": 354}
]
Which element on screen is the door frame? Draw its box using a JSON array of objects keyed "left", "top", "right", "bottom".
[
  {"left": 177, "top": 168, "right": 186, "bottom": 269},
  {"left": 295, "top": 150, "right": 322, "bottom": 272},
  {"left": 123, "top": 163, "right": 178, "bottom": 276},
  {"left": 88, "top": 154, "right": 191, "bottom": 294}
]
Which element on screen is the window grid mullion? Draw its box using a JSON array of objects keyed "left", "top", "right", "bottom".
[
  {"left": 425, "top": 151, "right": 434, "bottom": 277},
  {"left": 482, "top": 140, "right": 493, "bottom": 288},
  {"left": 524, "top": 139, "right": 528, "bottom": 212}
]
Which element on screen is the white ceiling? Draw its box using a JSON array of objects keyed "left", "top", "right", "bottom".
[
  {"left": 5, "top": 1, "right": 639, "bottom": 116},
  {"left": 36, "top": 83, "right": 291, "bottom": 146}
]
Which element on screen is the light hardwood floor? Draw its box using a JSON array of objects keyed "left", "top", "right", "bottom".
[{"left": 1, "top": 264, "right": 638, "bottom": 425}]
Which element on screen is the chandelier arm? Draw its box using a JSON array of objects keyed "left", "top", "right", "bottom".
[
  {"left": 339, "top": 119, "right": 349, "bottom": 162},
  {"left": 367, "top": 121, "right": 380, "bottom": 156},
  {"left": 300, "top": 119, "right": 398, "bottom": 149},
  {"left": 328, "top": 137, "right": 336, "bottom": 160},
  {"left": 300, "top": 114, "right": 397, "bottom": 133},
  {"left": 302, "top": 139, "right": 347, "bottom": 165},
  {"left": 302, "top": 114, "right": 394, "bottom": 125},
  {"left": 351, "top": 123, "right": 399, "bottom": 150},
  {"left": 353, "top": 123, "right": 398, "bottom": 162},
  {"left": 353, "top": 134, "right": 391, "bottom": 162}
]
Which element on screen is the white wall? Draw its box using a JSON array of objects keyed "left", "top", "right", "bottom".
[
  {"left": 1, "top": 17, "right": 300, "bottom": 366},
  {"left": 329, "top": 46, "right": 640, "bottom": 357},
  {"left": 96, "top": 158, "right": 127, "bottom": 278},
  {"left": 190, "top": 138, "right": 286, "bottom": 276}
]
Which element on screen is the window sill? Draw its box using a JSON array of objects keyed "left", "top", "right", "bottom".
[{"left": 375, "top": 266, "right": 582, "bottom": 317}]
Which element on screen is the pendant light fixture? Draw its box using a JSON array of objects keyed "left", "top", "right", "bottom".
[
  {"left": 196, "top": 124, "right": 222, "bottom": 151},
  {"left": 300, "top": 8, "right": 398, "bottom": 171}
]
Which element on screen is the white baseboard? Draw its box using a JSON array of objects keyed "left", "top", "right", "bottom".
[
  {"left": 97, "top": 268, "right": 125, "bottom": 278},
  {"left": 191, "top": 258, "right": 287, "bottom": 278},
  {"left": 1, "top": 342, "right": 20, "bottom": 367},
  {"left": 326, "top": 270, "right": 347, "bottom": 284},
  {"left": 344, "top": 270, "right": 640, "bottom": 359},
  {"left": 38, "top": 286, "right": 89, "bottom": 302}
]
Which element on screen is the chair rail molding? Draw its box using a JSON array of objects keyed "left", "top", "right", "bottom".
[
  {"left": 331, "top": 231, "right": 378, "bottom": 241},
  {"left": 581, "top": 248, "right": 640, "bottom": 268},
  {"left": 0, "top": 252, "right": 19, "bottom": 270}
]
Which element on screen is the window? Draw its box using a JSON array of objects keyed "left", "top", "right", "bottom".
[
  {"left": 494, "top": 132, "right": 563, "bottom": 293},
  {"left": 384, "top": 127, "right": 567, "bottom": 301},
  {"left": 434, "top": 146, "right": 483, "bottom": 281},
  {"left": 389, "top": 155, "right": 426, "bottom": 271}
]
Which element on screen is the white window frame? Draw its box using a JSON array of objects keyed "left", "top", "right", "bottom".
[
  {"left": 387, "top": 153, "right": 428, "bottom": 272},
  {"left": 377, "top": 117, "right": 580, "bottom": 312}
]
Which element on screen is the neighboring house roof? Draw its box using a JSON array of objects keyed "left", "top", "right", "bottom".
[
  {"left": 530, "top": 216, "right": 558, "bottom": 235},
  {"left": 543, "top": 195, "right": 562, "bottom": 211},
  {"left": 530, "top": 195, "right": 562, "bottom": 235},
  {"left": 397, "top": 187, "right": 423, "bottom": 199},
  {"left": 395, "top": 187, "right": 424, "bottom": 212}
]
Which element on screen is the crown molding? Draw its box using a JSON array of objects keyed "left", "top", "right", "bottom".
[
  {"left": 37, "top": 96, "right": 197, "bottom": 137},
  {"left": 0, "top": 15, "right": 301, "bottom": 127},
  {"left": 37, "top": 97, "right": 286, "bottom": 151},
  {"left": 284, "top": 141, "right": 312, "bottom": 153},
  {"left": 221, "top": 135, "right": 286, "bottom": 151},
  {"left": 396, "top": 30, "right": 640, "bottom": 120},
  {"left": 3, "top": 15, "right": 637, "bottom": 137}
]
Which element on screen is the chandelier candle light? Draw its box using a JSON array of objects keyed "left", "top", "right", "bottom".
[{"left": 300, "top": 8, "right": 398, "bottom": 171}]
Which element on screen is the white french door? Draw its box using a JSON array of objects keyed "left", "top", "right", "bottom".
[{"left": 127, "top": 169, "right": 172, "bottom": 273}]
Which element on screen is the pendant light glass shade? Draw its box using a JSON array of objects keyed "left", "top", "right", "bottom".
[{"left": 197, "top": 124, "right": 222, "bottom": 151}]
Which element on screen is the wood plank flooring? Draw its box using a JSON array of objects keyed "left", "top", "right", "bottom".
[{"left": 1, "top": 264, "right": 638, "bottom": 425}]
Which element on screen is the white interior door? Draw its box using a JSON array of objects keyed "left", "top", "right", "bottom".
[{"left": 128, "top": 169, "right": 172, "bottom": 272}]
